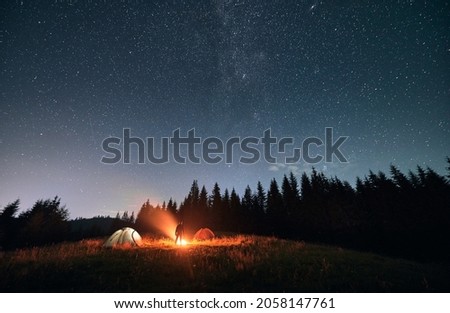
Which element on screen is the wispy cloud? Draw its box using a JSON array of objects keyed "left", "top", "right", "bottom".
[
  {"left": 268, "top": 165, "right": 279, "bottom": 172},
  {"left": 268, "top": 163, "right": 295, "bottom": 173}
]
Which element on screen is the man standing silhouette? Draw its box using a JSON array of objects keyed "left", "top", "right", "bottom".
[{"left": 175, "top": 221, "right": 184, "bottom": 245}]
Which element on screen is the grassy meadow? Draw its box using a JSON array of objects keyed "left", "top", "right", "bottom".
[{"left": 0, "top": 235, "right": 449, "bottom": 292}]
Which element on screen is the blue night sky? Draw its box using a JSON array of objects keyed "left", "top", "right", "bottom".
[{"left": 1, "top": 0, "right": 449, "bottom": 218}]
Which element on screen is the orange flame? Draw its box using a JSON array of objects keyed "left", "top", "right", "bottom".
[{"left": 176, "top": 239, "right": 188, "bottom": 246}]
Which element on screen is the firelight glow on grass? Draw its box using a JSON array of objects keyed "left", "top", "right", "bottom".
[{"left": 1, "top": 235, "right": 450, "bottom": 292}]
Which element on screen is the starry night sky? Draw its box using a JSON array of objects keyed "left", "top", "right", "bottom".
[{"left": 1, "top": 0, "right": 449, "bottom": 218}]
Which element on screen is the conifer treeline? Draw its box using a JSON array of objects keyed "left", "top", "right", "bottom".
[
  {"left": 0, "top": 197, "right": 70, "bottom": 249},
  {"left": 136, "top": 160, "right": 450, "bottom": 261},
  {"left": 1, "top": 160, "right": 449, "bottom": 261}
]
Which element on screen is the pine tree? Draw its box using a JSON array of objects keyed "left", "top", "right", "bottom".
[
  {"left": 281, "top": 174, "right": 292, "bottom": 211},
  {"left": 267, "top": 178, "right": 284, "bottom": 234},
  {"left": 289, "top": 171, "right": 300, "bottom": 207},
  {"left": 222, "top": 188, "right": 230, "bottom": 229},
  {"left": 230, "top": 188, "right": 242, "bottom": 231},
  {"left": 287, "top": 172, "right": 301, "bottom": 236},
  {"left": 0, "top": 199, "right": 20, "bottom": 249},
  {"left": 255, "top": 181, "right": 266, "bottom": 213},
  {"left": 0, "top": 199, "right": 20, "bottom": 219},
  {"left": 252, "top": 181, "right": 266, "bottom": 233},
  {"left": 300, "top": 172, "right": 312, "bottom": 203},
  {"left": 446, "top": 156, "right": 450, "bottom": 179},
  {"left": 242, "top": 185, "right": 253, "bottom": 211},
  {"left": 210, "top": 182, "right": 222, "bottom": 229},
  {"left": 390, "top": 165, "right": 411, "bottom": 190},
  {"left": 177, "top": 180, "right": 200, "bottom": 228},
  {"left": 241, "top": 185, "right": 253, "bottom": 231},
  {"left": 188, "top": 180, "right": 200, "bottom": 207},
  {"left": 135, "top": 200, "right": 155, "bottom": 233},
  {"left": 199, "top": 185, "right": 209, "bottom": 223},
  {"left": 18, "top": 196, "right": 69, "bottom": 246},
  {"left": 167, "top": 198, "right": 177, "bottom": 216}
]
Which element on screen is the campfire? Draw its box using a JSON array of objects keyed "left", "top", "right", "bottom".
[{"left": 176, "top": 239, "right": 188, "bottom": 246}]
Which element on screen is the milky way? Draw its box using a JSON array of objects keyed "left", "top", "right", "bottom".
[{"left": 1, "top": 0, "right": 449, "bottom": 217}]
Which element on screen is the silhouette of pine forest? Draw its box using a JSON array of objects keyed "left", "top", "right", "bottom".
[
  {"left": 165, "top": 161, "right": 450, "bottom": 261},
  {"left": 1, "top": 159, "right": 449, "bottom": 262}
]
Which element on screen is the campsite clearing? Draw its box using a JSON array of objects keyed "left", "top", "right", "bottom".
[{"left": 0, "top": 235, "right": 449, "bottom": 292}]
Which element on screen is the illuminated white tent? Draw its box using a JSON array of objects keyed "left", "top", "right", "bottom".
[{"left": 103, "top": 227, "right": 142, "bottom": 247}]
